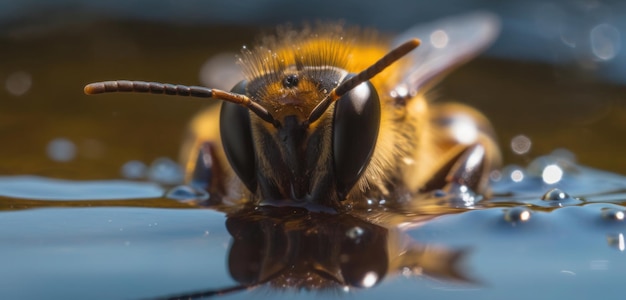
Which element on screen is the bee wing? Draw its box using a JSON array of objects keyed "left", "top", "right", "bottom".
[{"left": 392, "top": 12, "right": 500, "bottom": 97}]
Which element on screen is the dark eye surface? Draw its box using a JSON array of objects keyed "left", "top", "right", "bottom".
[
  {"left": 332, "top": 78, "right": 381, "bottom": 200},
  {"left": 220, "top": 80, "right": 257, "bottom": 193}
]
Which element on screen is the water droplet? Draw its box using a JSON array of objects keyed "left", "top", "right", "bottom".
[
  {"left": 165, "top": 185, "right": 209, "bottom": 203},
  {"left": 541, "top": 188, "right": 570, "bottom": 201},
  {"left": 535, "top": 188, "right": 581, "bottom": 207},
  {"left": 121, "top": 160, "right": 147, "bottom": 180},
  {"left": 601, "top": 207, "right": 625, "bottom": 221},
  {"left": 147, "top": 157, "right": 184, "bottom": 185},
  {"left": 46, "top": 138, "right": 76, "bottom": 162},
  {"left": 504, "top": 206, "right": 532, "bottom": 223}
]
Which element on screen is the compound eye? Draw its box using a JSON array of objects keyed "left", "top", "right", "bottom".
[
  {"left": 220, "top": 80, "right": 257, "bottom": 193},
  {"left": 332, "top": 76, "right": 381, "bottom": 200}
]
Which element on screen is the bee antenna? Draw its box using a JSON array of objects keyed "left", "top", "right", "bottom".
[
  {"left": 307, "top": 38, "right": 420, "bottom": 123},
  {"left": 84, "top": 80, "right": 277, "bottom": 125}
]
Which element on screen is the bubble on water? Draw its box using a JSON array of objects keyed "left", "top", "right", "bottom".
[
  {"left": 165, "top": 185, "right": 209, "bottom": 203},
  {"left": 511, "top": 135, "right": 531, "bottom": 155},
  {"left": 147, "top": 157, "right": 184, "bottom": 185},
  {"left": 121, "top": 160, "right": 147, "bottom": 180},
  {"left": 5, "top": 71, "right": 32, "bottom": 96},
  {"left": 504, "top": 206, "right": 532, "bottom": 223},
  {"left": 46, "top": 138, "right": 76, "bottom": 162},
  {"left": 535, "top": 188, "right": 582, "bottom": 207},
  {"left": 541, "top": 188, "right": 570, "bottom": 201},
  {"left": 601, "top": 207, "right": 625, "bottom": 221}
]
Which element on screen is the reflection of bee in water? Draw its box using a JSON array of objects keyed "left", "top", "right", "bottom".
[
  {"left": 155, "top": 208, "right": 470, "bottom": 298},
  {"left": 85, "top": 12, "right": 501, "bottom": 212}
]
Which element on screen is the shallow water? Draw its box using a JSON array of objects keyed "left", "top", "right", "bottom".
[
  {"left": 2, "top": 18, "right": 626, "bottom": 300},
  {"left": 1, "top": 162, "right": 626, "bottom": 300}
]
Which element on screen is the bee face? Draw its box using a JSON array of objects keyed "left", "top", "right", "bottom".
[
  {"left": 84, "top": 12, "right": 501, "bottom": 211},
  {"left": 222, "top": 68, "right": 381, "bottom": 207}
]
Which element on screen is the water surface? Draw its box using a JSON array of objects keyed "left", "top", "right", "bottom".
[{"left": 1, "top": 16, "right": 626, "bottom": 300}]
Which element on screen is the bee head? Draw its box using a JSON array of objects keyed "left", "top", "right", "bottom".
[
  {"left": 83, "top": 39, "right": 419, "bottom": 210},
  {"left": 221, "top": 71, "right": 381, "bottom": 208}
]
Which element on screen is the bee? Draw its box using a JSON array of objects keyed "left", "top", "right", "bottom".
[{"left": 84, "top": 12, "right": 501, "bottom": 212}]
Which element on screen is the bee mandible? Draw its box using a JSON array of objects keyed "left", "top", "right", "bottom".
[{"left": 84, "top": 12, "right": 501, "bottom": 212}]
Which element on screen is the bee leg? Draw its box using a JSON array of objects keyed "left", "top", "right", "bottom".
[
  {"left": 420, "top": 141, "right": 495, "bottom": 203},
  {"left": 421, "top": 103, "right": 501, "bottom": 197},
  {"left": 444, "top": 143, "right": 490, "bottom": 193},
  {"left": 189, "top": 141, "right": 227, "bottom": 197}
]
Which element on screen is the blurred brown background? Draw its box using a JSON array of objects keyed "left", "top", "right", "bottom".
[{"left": 1, "top": 0, "right": 625, "bottom": 181}]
